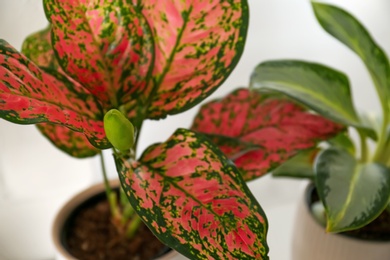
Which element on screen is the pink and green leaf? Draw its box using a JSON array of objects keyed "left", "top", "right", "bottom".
[
  {"left": 0, "top": 40, "right": 110, "bottom": 149},
  {"left": 21, "top": 25, "right": 101, "bottom": 156},
  {"left": 143, "top": 0, "right": 249, "bottom": 119},
  {"left": 115, "top": 128, "right": 269, "bottom": 259},
  {"left": 191, "top": 88, "right": 344, "bottom": 181},
  {"left": 37, "top": 123, "right": 99, "bottom": 158},
  {"left": 44, "top": 0, "right": 154, "bottom": 110}
]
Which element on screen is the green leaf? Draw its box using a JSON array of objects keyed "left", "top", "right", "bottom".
[
  {"left": 315, "top": 148, "right": 390, "bottom": 232},
  {"left": 312, "top": 2, "right": 390, "bottom": 117},
  {"left": 272, "top": 148, "right": 319, "bottom": 179},
  {"left": 115, "top": 128, "right": 269, "bottom": 259},
  {"left": 21, "top": 25, "right": 60, "bottom": 71},
  {"left": 327, "top": 132, "right": 355, "bottom": 156},
  {"left": 359, "top": 112, "right": 381, "bottom": 141},
  {"left": 250, "top": 60, "right": 361, "bottom": 127}
]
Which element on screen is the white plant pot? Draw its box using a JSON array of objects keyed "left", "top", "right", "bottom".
[
  {"left": 52, "top": 180, "right": 182, "bottom": 260},
  {"left": 292, "top": 184, "right": 390, "bottom": 260}
]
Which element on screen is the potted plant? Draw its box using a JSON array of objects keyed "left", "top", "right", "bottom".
[
  {"left": 0, "top": 0, "right": 250, "bottom": 258},
  {"left": 244, "top": 2, "right": 390, "bottom": 259},
  {"left": 0, "top": 0, "right": 348, "bottom": 259}
]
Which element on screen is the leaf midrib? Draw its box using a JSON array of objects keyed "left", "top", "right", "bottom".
[
  {"left": 140, "top": 157, "right": 259, "bottom": 254},
  {"left": 145, "top": 5, "right": 194, "bottom": 114}
]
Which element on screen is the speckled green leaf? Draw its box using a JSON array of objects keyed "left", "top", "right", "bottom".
[
  {"left": 115, "top": 128, "right": 269, "bottom": 259},
  {"left": 315, "top": 148, "right": 390, "bottom": 232},
  {"left": 250, "top": 60, "right": 362, "bottom": 127},
  {"left": 44, "top": 0, "right": 154, "bottom": 111},
  {"left": 272, "top": 149, "right": 319, "bottom": 179},
  {"left": 312, "top": 2, "right": 390, "bottom": 118},
  {"left": 0, "top": 40, "right": 109, "bottom": 149},
  {"left": 143, "top": 0, "right": 249, "bottom": 119},
  {"left": 191, "top": 88, "right": 343, "bottom": 181},
  {"left": 21, "top": 25, "right": 60, "bottom": 71},
  {"left": 21, "top": 25, "right": 100, "bottom": 157}
]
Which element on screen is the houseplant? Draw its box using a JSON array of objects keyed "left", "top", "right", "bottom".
[
  {"left": 244, "top": 1, "right": 390, "bottom": 259},
  {"left": 0, "top": 0, "right": 345, "bottom": 259}
]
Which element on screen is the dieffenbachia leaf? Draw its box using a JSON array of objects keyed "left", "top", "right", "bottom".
[
  {"left": 272, "top": 148, "right": 319, "bottom": 179},
  {"left": 143, "top": 0, "right": 249, "bottom": 119},
  {"left": 315, "top": 148, "right": 390, "bottom": 232},
  {"left": 191, "top": 88, "right": 344, "bottom": 181},
  {"left": 327, "top": 132, "right": 356, "bottom": 156},
  {"left": 21, "top": 25, "right": 100, "bottom": 157},
  {"left": 312, "top": 2, "right": 390, "bottom": 118},
  {"left": 115, "top": 128, "right": 269, "bottom": 259},
  {"left": 0, "top": 40, "right": 110, "bottom": 149},
  {"left": 43, "top": 0, "right": 154, "bottom": 110},
  {"left": 250, "top": 60, "right": 362, "bottom": 127}
]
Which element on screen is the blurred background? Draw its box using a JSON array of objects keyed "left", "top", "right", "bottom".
[{"left": 0, "top": 0, "right": 389, "bottom": 259}]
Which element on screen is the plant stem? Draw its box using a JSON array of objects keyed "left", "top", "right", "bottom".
[
  {"left": 126, "top": 214, "right": 143, "bottom": 239},
  {"left": 373, "top": 121, "right": 389, "bottom": 163},
  {"left": 100, "top": 151, "right": 120, "bottom": 219},
  {"left": 384, "top": 143, "right": 390, "bottom": 167},
  {"left": 357, "top": 129, "right": 369, "bottom": 163},
  {"left": 121, "top": 204, "right": 136, "bottom": 225}
]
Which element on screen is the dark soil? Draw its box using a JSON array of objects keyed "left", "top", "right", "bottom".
[
  {"left": 308, "top": 184, "right": 390, "bottom": 241},
  {"left": 63, "top": 192, "right": 169, "bottom": 260}
]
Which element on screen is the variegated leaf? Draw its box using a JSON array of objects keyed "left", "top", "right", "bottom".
[
  {"left": 0, "top": 40, "right": 109, "bottom": 149},
  {"left": 37, "top": 123, "right": 99, "bottom": 157},
  {"left": 144, "top": 0, "right": 249, "bottom": 119},
  {"left": 115, "top": 128, "right": 269, "bottom": 259},
  {"left": 44, "top": 0, "right": 154, "bottom": 110},
  {"left": 21, "top": 25, "right": 60, "bottom": 71},
  {"left": 315, "top": 148, "right": 390, "bottom": 232},
  {"left": 191, "top": 88, "right": 344, "bottom": 181},
  {"left": 21, "top": 25, "right": 101, "bottom": 156}
]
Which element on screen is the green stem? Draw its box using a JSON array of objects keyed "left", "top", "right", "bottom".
[
  {"left": 125, "top": 214, "right": 142, "bottom": 239},
  {"left": 357, "top": 129, "right": 369, "bottom": 163},
  {"left": 373, "top": 121, "right": 389, "bottom": 163},
  {"left": 383, "top": 140, "right": 390, "bottom": 166},
  {"left": 121, "top": 204, "right": 136, "bottom": 225},
  {"left": 100, "top": 151, "right": 120, "bottom": 218}
]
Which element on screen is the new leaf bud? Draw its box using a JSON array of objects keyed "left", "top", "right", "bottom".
[{"left": 103, "top": 109, "right": 135, "bottom": 151}]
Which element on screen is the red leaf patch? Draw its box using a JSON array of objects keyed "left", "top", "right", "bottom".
[{"left": 191, "top": 88, "right": 344, "bottom": 181}]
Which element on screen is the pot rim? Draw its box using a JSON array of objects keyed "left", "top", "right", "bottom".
[
  {"left": 51, "top": 179, "right": 177, "bottom": 260},
  {"left": 52, "top": 180, "right": 120, "bottom": 260}
]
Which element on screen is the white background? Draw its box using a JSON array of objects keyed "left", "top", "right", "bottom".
[{"left": 0, "top": 0, "right": 389, "bottom": 259}]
